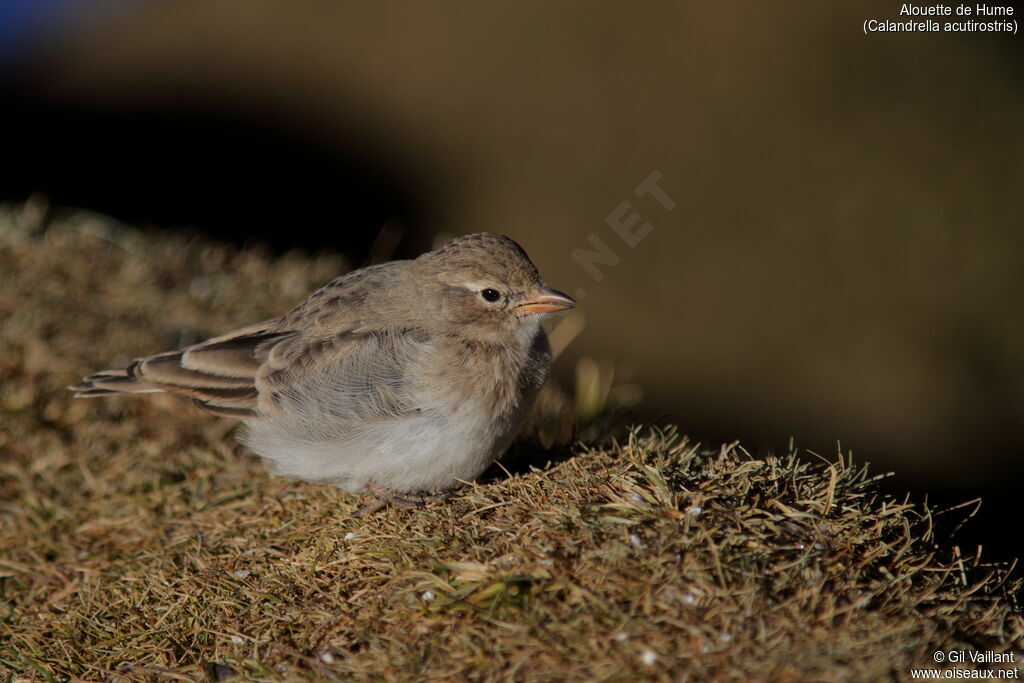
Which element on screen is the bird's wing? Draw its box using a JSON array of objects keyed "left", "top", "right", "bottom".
[
  {"left": 251, "top": 260, "right": 430, "bottom": 423},
  {"left": 71, "top": 262, "right": 428, "bottom": 421},
  {"left": 256, "top": 326, "right": 432, "bottom": 425},
  {"left": 70, "top": 320, "right": 297, "bottom": 417}
]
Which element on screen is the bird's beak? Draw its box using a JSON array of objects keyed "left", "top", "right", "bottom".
[{"left": 512, "top": 286, "right": 576, "bottom": 315}]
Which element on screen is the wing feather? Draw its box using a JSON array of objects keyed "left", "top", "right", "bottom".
[
  {"left": 71, "top": 265, "right": 416, "bottom": 423},
  {"left": 71, "top": 320, "right": 295, "bottom": 415},
  {"left": 182, "top": 331, "right": 288, "bottom": 377}
]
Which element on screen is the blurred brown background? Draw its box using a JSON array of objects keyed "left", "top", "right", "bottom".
[{"left": 2, "top": 1, "right": 1022, "bottom": 555}]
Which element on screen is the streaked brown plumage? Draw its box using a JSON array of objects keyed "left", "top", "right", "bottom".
[{"left": 70, "top": 233, "right": 574, "bottom": 494}]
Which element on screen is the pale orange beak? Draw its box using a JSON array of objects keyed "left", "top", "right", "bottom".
[{"left": 512, "top": 286, "right": 576, "bottom": 315}]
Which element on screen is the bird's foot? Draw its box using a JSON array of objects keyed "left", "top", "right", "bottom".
[{"left": 356, "top": 484, "right": 452, "bottom": 516}]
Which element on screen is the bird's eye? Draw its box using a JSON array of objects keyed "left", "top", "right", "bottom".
[{"left": 480, "top": 288, "right": 501, "bottom": 302}]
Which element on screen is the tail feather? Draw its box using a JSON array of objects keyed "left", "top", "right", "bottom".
[
  {"left": 69, "top": 319, "right": 289, "bottom": 418},
  {"left": 69, "top": 369, "right": 163, "bottom": 396},
  {"left": 74, "top": 387, "right": 135, "bottom": 397}
]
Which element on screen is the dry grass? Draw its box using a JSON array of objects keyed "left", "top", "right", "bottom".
[{"left": 1, "top": 202, "right": 1021, "bottom": 681}]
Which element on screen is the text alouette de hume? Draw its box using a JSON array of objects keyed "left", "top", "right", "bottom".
[{"left": 865, "top": 4, "right": 1016, "bottom": 33}]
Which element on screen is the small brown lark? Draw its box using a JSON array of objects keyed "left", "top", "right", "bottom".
[{"left": 70, "top": 233, "right": 574, "bottom": 505}]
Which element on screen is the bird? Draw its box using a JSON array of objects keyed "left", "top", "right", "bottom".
[{"left": 70, "top": 232, "right": 574, "bottom": 506}]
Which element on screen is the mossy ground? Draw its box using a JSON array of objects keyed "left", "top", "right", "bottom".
[{"left": 1, "top": 202, "right": 1020, "bottom": 681}]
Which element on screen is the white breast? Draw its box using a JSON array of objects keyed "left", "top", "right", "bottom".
[{"left": 241, "top": 402, "right": 514, "bottom": 493}]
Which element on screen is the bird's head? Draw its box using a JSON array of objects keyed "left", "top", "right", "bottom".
[{"left": 413, "top": 233, "right": 575, "bottom": 344}]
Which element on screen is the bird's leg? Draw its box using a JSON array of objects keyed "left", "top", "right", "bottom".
[{"left": 356, "top": 484, "right": 452, "bottom": 516}]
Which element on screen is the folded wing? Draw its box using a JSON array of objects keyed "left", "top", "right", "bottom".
[{"left": 69, "top": 321, "right": 296, "bottom": 418}]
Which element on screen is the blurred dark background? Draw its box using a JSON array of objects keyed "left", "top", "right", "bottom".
[{"left": 2, "top": 1, "right": 1022, "bottom": 558}]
